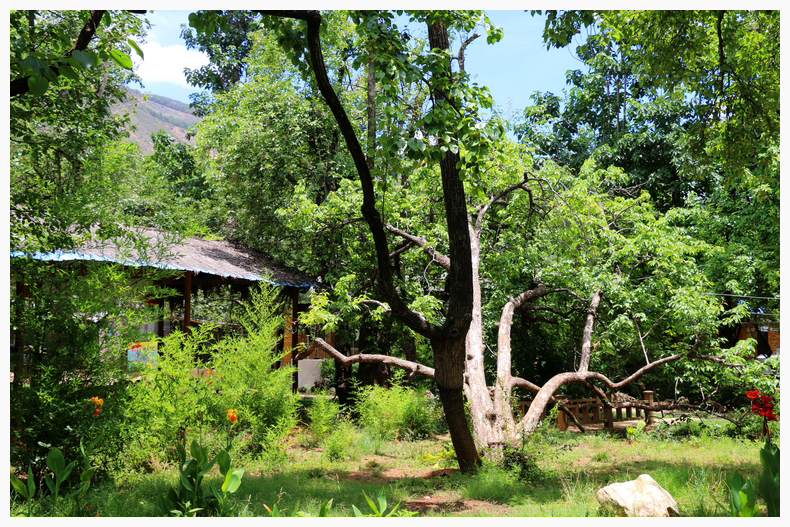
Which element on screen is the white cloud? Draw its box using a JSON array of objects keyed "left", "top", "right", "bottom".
[{"left": 132, "top": 40, "right": 209, "bottom": 88}]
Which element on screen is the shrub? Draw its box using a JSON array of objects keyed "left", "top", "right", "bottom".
[
  {"left": 324, "top": 418, "right": 361, "bottom": 462},
  {"left": 122, "top": 284, "right": 297, "bottom": 468},
  {"left": 10, "top": 259, "right": 167, "bottom": 478},
  {"left": 354, "top": 383, "right": 440, "bottom": 440},
  {"left": 307, "top": 394, "right": 340, "bottom": 443}
]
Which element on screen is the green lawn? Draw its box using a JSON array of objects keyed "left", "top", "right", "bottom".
[{"left": 55, "top": 427, "right": 766, "bottom": 517}]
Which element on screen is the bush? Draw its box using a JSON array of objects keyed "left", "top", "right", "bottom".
[
  {"left": 353, "top": 382, "right": 440, "bottom": 441},
  {"left": 307, "top": 394, "right": 340, "bottom": 443},
  {"left": 121, "top": 285, "right": 297, "bottom": 469},
  {"left": 10, "top": 259, "right": 167, "bottom": 478},
  {"left": 324, "top": 419, "right": 361, "bottom": 462}
]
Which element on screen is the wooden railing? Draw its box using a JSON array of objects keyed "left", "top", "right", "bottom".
[{"left": 517, "top": 391, "right": 655, "bottom": 431}]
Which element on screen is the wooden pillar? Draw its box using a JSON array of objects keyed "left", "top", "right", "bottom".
[
  {"left": 644, "top": 390, "right": 655, "bottom": 425},
  {"left": 156, "top": 297, "right": 165, "bottom": 338},
  {"left": 555, "top": 394, "right": 566, "bottom": 431},
  {"left": 291, "top": 287, "right": 299, "bottom": 393},
  {"left": 184, "top": 271, "right": 192, "bottom": 335}
]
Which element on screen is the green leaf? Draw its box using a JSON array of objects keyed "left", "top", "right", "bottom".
[
  {"left": 363, "top": 490, "right": 379, "bottom": 515},
  {"left": 376, "top": 489, "right": 387, "bottom": 515},
  {"left": 223, "top": 468, "right": 244, "bottom": 494},
  {"left": 318, "top": 498, "right": 333, "bottom": 517},
  {"left": 44, "top": 474, "right": 55, "bottom": 495},
  {"left": 58, "top": 64, "right": 79, "bottom": 80},
  {"left": 80, "top": 466, "right": 98, "bottom": 483},
  {"left": 27, "top": 75, "right": 49, "bottom": 96},
  {"left": 71, "top": 49, "right": 96, "bottom": 68},
  {"left": 109, "top": 49, "right": 133, "bottom": 70},
  {"left": 179, "top": 470, "right": 194, "bottom": 492},
  {"left": 351, "top": 504, "right": 365, "bottom": 517},
  {"left": 10, "top": 472, "right": 30, "bottom": 499},
  {"left": 26, "top": 465, "right": 35, "bottom": 498},
  {"left": 58, "top": 460, "right": 77, "bottom": 484},
  {"left": 217, "top": 449, "right": 230, "bottom": 477},
  {"left": 47, "top": 448, "right": 66, "bottom": 475},
  {"left": 127, "top": 39, "right": 144, "bottom": 59}
]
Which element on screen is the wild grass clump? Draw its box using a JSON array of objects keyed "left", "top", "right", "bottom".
[
  {"left": 324, "top": 419, "right": 362, "bottom": 462},
  {"left": 354, "top": 381, "right": 441, "bottom": 441},
  {"left": 306, "top": 393, "right": 340, "bottom": 445}
]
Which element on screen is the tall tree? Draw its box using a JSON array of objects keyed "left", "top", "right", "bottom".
[
  {"left": 187, "top": 9, "right": 776, "bottom": 470},
  {"left": 181, "top": 10, "right": 262, "bottom": 115}
]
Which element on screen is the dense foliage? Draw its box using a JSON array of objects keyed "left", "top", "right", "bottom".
[{"left": 9, "top": 9, "right": 779, "bottom": 485}]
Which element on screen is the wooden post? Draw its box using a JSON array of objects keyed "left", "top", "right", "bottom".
[
  {"left": 184, "top": 271, "right": 193, "bottom": 335},
  {"left": 555, "top": 394, "right": 566, "bottom": 431},
  {"left": 644, "top": 390, "right": 655, "bottom": 425},
  {"left": 291, "top": 287, "right": 299, "bottom": 393},
  {"left": 593, "top": 397, "right": 601, "bottom": 422},
  {"left": 156, "top": 297, "right": 165, "bottom": 338},
  {"left": 601, "top": 397, "right": 613, "bottom": 429}
]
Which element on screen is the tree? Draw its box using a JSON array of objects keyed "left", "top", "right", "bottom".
[
  {"left": 9, "top": 10, "right": 182, "bottom": 471},
  {"left": 181, "top": 10, "right": 262, "bottom": 115},
  {"left": 524, "top": 9, "right": 780, "bottom": 359},
  {"left": 187, "top": 10, "right": 777, "bottom": 471}
]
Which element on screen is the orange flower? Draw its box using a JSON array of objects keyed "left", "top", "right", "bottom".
[
  {"left": 90, "top": 397, "right": 104, "bottom": 417},
  {"left": 225, "top": 409, "right": 238, "bottom": 425}
]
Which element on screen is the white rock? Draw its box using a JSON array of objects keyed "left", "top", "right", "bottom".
[{"left": 597, "top": 474, "right": 679, "bottom": 517}]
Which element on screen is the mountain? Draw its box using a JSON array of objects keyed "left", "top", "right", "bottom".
[{"left": 113, "top": 88, "right": 202, "bottom": 154}]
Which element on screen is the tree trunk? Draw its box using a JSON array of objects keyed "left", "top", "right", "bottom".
[{"left": 464, "top": 223, "right": 511, "bottom": 447}]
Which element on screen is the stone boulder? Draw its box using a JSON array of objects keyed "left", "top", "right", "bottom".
[{"left": 597, "top": 474, "right": 679, "bottom": 517}]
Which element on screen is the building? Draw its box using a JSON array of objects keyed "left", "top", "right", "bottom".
[{"left": 11, "top": 227, "right": 334, "bottom": 387}]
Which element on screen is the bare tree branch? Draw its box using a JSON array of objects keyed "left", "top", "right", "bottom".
[
  {"left": 305, "top": 338, "right": 435, "bottom": 378},
  {"left": 457, "top": 33, "right": 480, "bottom": 72},
  {"left": 578, "top": 290, "right": 603, "bottom": 372},
  {"left": 385, "top": 223, "right": 452, "bottom": 271}
]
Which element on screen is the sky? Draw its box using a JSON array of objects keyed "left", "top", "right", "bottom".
[{"left": 128, "top": 9, "right": 589, "bottom": 120}]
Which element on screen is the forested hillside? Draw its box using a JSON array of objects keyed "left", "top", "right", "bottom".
[{"left": 114, "top": 88, "right": 201, "bottom": 153}]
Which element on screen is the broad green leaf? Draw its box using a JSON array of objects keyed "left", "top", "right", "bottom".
[
  {"left": 109, "top": 49, "right": 133, "bottom": 70},
  {"left": 10, "top": 472, "right": 30, "bottom": 499},
  {"left": 71, "top": 49, "right": 96, "bottom": 68},
  {"left": 27, "top": 75, "right": 49, "bottom": 96},
  {"left": 58, "top": 459, "right": 77, "bottom": 484},
  {"left": 223, "top": 468, "right": 244, "bottom": 494},
  {"left": 58, "top": 64, "right": 79, "bottom": 80},
  {"left": 217, "top": 449, "right": 230, "bottom": 476},
  {"left": 46, "top": 448, "right": 66, "bottom": 475},
  {"left": 127, "top": 39, "right": 144, "bottom": 59}
]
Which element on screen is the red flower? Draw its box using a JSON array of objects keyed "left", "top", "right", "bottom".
[
  {"left": 94, "top": 408, "right": 101, "bottom": 417},
  {"left": 747, "top": 390, "right": 778, "bottom": 438},
  {"left": 225, "top": 409, "right": 238, "bottom": 425}
]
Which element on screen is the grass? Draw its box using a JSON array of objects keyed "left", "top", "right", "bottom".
[{"left": 11, "top": 423, "right": 769, "bottom": 517}]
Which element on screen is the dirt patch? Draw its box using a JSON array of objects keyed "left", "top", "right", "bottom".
[
  {"left": 343, "top": 462, "right": 459, "bottom": 483},
  {"left": 404, "top": 496, "right": 513, "bottom": 516}
]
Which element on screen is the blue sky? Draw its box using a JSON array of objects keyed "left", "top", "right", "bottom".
[{"left": 129, "top": 9, "right": 588, "bottom": 120}]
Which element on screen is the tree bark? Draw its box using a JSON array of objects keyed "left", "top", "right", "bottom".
[{"left": 261, "top": 10, "right": 479, "bottom": 471}]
